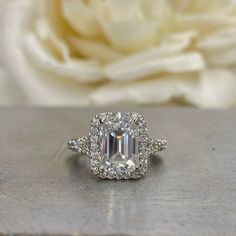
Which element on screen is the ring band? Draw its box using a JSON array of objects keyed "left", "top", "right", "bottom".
[{"left": 68, "top": 112, "right": 167, "bottom": 179}]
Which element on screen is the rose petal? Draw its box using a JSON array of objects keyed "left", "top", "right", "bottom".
[
  {"left": 69, "top": 37, "right": 123, "bottom": 62},
  {"left": 104, "top": 0, "right": 145, "bottom": 21},
  {"left": 61, "top": 0, "right": 101, "bottom": 37},
  {"left": 92, "top": 69, "right": 236, "bottom": 108},
  {"left": 105, "top": 52, "right": 205, "bottom": 81},
  {"left": 38, "top": 0, "right": 71, "bottom": 37},
  {"left": 198, "top": 27, "right": 236, "bottom": 50},
  {"left": 165, "top": 30, "right": 198, "bottom": 43},
  {"left": 2, "top": 0, "right": 95, "bottom": 105},
  {"left": 197, "top": 26, "right": 236, "bottom": 66},
  {"left": 35, "top": 18, "right": 70, "bottom": 61},
  {"left": 100, "top": 20, "right": 159, "bottom": 51},
  {"left": 143, "top": 0, "right": 172, "bottom": 20},
  {"left": 187, "top": 69, "right": 236, "bottom": 108},
  {"left": 171, "top": 0, "right": 230, "bottom": 13},
  {"left": 90, "top": 74, "right": 198, "bottom": 105},
  {"left": 24, "top": 34, "right": 103, "bottom": 83},
  {"left": 204, "top": 47, "right": 236, "bottom": 66},
  {"left": 175, "top": 14, "right": 236, "bottom": 32},
  {"left": 101, "top": 30, "right": 196, "bottom": 69},
  {"left": 98, "top": 0, "right": 172, "bottom": 51}
]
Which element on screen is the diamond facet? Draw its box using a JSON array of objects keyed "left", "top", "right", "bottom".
[
  {"left": 90, "top": 112, "right": 148, "bottom": 179},
  {"left": 100, "top": 125, "right": 139, "bottom": 174}
]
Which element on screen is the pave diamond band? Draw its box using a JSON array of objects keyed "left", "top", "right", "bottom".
[
  {"left": 148, "top": 137, "right": 167, "bottom": 154},
  {"left": 68, "top": 137, "right": 90, "bottom": 155},
  {"left": 67, "top": 112, "right": 167, "bottom": 180}
]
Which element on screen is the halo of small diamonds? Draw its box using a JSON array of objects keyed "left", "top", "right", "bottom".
[
  {"left": 90, "top": 112, "right": 148, "bottom": 179},
  {"left": 67, "top": 112, "right": 167, "bottom": 180}
]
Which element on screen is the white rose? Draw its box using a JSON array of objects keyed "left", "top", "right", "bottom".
[{"left": 1, "top": 0, "right": 236, "bottom": 107}]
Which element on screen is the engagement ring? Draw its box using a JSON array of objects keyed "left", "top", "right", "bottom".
[{"left": 68, "top": 112, "right": 167, "bottom": 180}]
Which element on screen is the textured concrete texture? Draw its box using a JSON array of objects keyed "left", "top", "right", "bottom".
[{"left": 0, "top": 107, "right": 235, "bottom": 236}]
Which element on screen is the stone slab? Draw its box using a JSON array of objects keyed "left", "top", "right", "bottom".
[{"left": 0, "top": 108, "right": 235, "bottom": 236}]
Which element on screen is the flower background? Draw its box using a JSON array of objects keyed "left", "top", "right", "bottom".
[{"left": 1, "top": 0, "right": 236, "bottom": 107}]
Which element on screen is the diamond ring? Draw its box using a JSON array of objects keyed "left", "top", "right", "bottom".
[{"left": 67, "top": 112, "right": 167, "bottom": 180}]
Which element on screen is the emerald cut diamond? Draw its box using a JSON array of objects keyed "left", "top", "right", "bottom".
[
  {"left": 90, "top": 112, "right": 148, "bottom": 179},
  {"left": 100, "top": 126, "right": 139, "bottom": 174}
]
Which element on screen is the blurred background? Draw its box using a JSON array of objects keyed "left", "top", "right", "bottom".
[{"left": 1, "top": 0, "right": 236, "bottom": 108}]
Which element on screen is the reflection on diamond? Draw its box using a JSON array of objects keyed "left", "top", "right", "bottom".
[{"left": 100, "top": 124, "right": 139, "bottom": 174}]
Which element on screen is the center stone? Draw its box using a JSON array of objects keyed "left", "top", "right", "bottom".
[{"left": 100, "top": 125, "right": 139, "bottom": 173}]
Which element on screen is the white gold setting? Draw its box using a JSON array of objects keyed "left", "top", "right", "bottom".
[{"left": 68, "top": 112, "right": 167, "bottom": 180}]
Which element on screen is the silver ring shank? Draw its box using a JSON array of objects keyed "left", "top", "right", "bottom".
[
  {"left": 148, "top": 137, "right": 167, "bottom": 154},
  {"left": 67, "top": 136, "right": 90, "bottom": 156}
]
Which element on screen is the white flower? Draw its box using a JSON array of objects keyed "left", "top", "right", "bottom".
[{"left": 1, "top": 0, "right": 236, "bottom": 107}]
